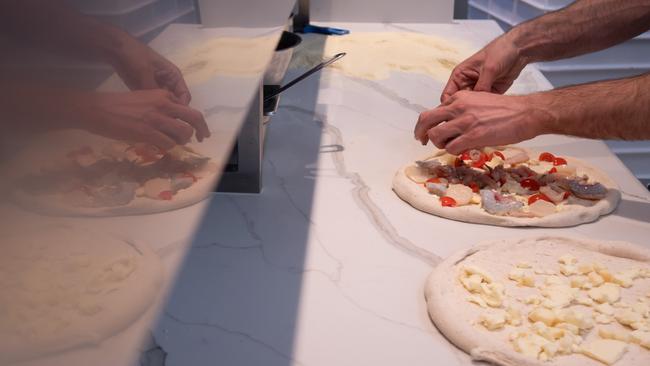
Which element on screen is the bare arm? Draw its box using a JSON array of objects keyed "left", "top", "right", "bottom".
[
  {"left": 533, "top": 73, "right": 650, "bottom": 140},
  {"left": 439, "top": 0, "right": 650, "bottom": 102},
  {"left": 414, "top": 73, "right": 650, "bottom": 155},
  {"left": 512, "top": 0, "right": 650, "bottom": 63}
]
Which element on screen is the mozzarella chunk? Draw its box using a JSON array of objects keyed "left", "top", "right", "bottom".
[
  {"left": 630, "top": 330, "right": 650, "bottom": 349},
  {"left": 508, "top": 268, "right": 535, "bottom": 287},
  {"left": 599, "top": 327, "right": 631, "bottom": 342},
  {"left": 479, "top": 310, "right": 507, "bottom": 330},
  {"left": 588, "top": 283, "right": 621, "bottom": 304},
  {"left": 580, "top": 339, "right": 628, "bottom": 365},
  {"left": 446, "top": 184, "right": 473, "bottom": 206},
  {"left": 528, "top": 199, "right": 556, "bottom": 217}
]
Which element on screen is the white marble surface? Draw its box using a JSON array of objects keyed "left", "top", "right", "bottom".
[
  {"left": 10, "top": 20, "right": 650, "bottom": 366},
  {"left": 143, "top": 20, "right": 650, "bottom": 366}
]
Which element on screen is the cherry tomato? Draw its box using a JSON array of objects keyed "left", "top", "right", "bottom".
[
  {"left": 553, "top": 157, "right": 568, "bottom": 166},
  {"left": 539, "top": 152, "right": 555, "bottom": 162},
  {"left": 471, "top": 152, "right": 489, "bottom": 168},
  {"left": 158, "top": 191, "right": 174, "bottom": 200},
  {"left": 520, "top": 178, "right": 540, "bottom": 191},
  {"left": 528, "top": 193, "right": 552, "bottom": 205},
  {"left": 460, "top": 151, "right": 472, "bottom": 161},
  {"left": 493, "top": 151, "right": 506, "bottom": 160},
  {"left": 468, "top": 182, "right": 480, "bottom": 193},
  {"left": 440, "top": 196, "right": 457, "bottom": 207},
  {"left": 548, "top": 167, "right": 557, "bottom": 174}
]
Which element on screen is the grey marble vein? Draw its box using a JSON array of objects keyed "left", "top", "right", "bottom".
[
  {"left": 346, "top": 78, "right": 429, "bottom": 114},
  {"left": 280, "top": 105, "right": 442, "bottom": 267}
]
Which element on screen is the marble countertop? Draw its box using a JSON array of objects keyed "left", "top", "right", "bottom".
[{"left": 14, "top": 20, "right": 650, "bottom": 366}]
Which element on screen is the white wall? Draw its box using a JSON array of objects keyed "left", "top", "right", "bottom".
[{"left": 311, "top": 0, "right": 454, "bottom": 23}]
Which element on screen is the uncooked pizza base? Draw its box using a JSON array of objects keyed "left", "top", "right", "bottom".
[
  {"left": 0, "top": 225, "right": 163, "bottom": 364},
  {"left": 7, "top": 130, "right": 218, "bottom": 217},
  {"left": 11, "top": 165, "right": 217, "bottom": 217},
  {"left": 425, "top": 236, "right": 650, "bottom": 366},
  {"left": 392, "top": 149, "right": 621, "bottom": 227}
]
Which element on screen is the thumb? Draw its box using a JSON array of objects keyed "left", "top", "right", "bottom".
[{"left": 474, "top": 64, "right": 497, "bottom": 92}]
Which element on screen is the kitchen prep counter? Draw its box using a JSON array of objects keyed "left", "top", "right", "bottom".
[{"left": 12, "top": 20, "right": 650, "bottom": 366}]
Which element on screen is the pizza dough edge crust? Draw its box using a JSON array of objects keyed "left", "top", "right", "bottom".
[{"left": 424, "top": 235, "right": 650, "bottom": 366}]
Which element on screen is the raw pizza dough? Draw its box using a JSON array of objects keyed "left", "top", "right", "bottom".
[
  {"left": 392, "top": 148, "right": 621, "bottom": 227},
  {"left": 0, "top": 225, "right": 163, "bottom": 364},
  {"left": 425, "top": 236, "right": 650, "bottom": 366},
  {"left": 166, "top": 35, "right": 276, "bottom": 85},
  {"left": 7, "top": 130, "right": 219, "bottom": 217},
  {"left": 289, "top": 31, "right": 474, "bottom": 81}
]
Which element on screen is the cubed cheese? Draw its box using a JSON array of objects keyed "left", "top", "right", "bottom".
[
  {"left": 479, "top": 311, "right": 507, "bottom": 331},
  {"left": 588, "top": 283, "right": 621, "bottom": 304},
  {"left": 580, "top": 339, "right": 628, "bottom": 365}
]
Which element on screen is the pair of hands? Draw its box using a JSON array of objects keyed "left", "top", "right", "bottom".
[
  {"left": 414, "top": 34, "right": 544, "bottom": 154},
  {"left": 85, "top": 35, "right": 209, "bottom": 149}
]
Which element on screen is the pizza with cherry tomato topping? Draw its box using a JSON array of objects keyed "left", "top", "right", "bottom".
[
  {"left": 392, "top": 146, "right": 620, "bottom": 227},
  {"left": 8, "top": 130, "right": 218, "bottom": 216}
]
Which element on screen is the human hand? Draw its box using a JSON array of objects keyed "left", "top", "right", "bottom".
[
  {"left": 414, "top": 91, "right": 551, "bottom": 155},
  {"left": 78, "top": 89, "right": 210, "bottom": 149},
  {"left": 441, "top": 34, "right": 528, "bottom": 103},
  {"left": 111, "top": 37, "right": 191, "bottom": 105}
]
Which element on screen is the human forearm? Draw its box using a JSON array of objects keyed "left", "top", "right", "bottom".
[
  {"left": 505, "top": 0, "right": 650, "bottom": 64},
  {"left": 530, "top": 73, "right": 650, "bottom": 140}
]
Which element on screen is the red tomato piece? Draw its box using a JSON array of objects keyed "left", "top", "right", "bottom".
[
  {"left": 539, "top": 152, "right": 555, "bottom": 162},
  {"left": 563, "top": 191, "right": 571, "bottom": 200},
  {"left": 520, "top": 178, "right": 540, "bottom": 191},
  {"left": 440, "top": 196, "right": 457, "bottom": 207},
  {"left": 493, "top": 151, "right": 506, "bottom": 160},
  {"left": 471, "top": 152, "right": 489, "bottom": 168},
  {"left": 467, "top": 182, "right": 480, "bottom": 193},
  {"left": 460, "top": 151, "right": 472, "bottom": 161},
  {"left": 158, "top": 191, "right": 174, "bottom": 200},
  {"left": 553, "top": 157, "right": 568, "bottom": 166},
  {"left": 548, "top": 167, "right": 557, "bottom": 174},
  {"left": 528, "top": 193, "right": 552, "bottom": 205}
]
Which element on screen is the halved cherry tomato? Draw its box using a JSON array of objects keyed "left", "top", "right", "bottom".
[
  {"left": 548, "top": 167, "right": 557, "bottom": 174},
  {"left": 470, "top": 152, "right": 489, "bottom": 168},
  {"left": 528, "top": 193, "right": 552, "bottom": 205},
  {"left": 468, "top": 182, "right": 480, "bottom": 193},
  {"left": 539, "top": 152, "right": 555, "bottom": 162},
  {"left": 158, "top": 191, "right": 174, "bottom": 200},
  {"left": 493, "top": 151, "right": 506, "bottom": 160},
  {"left": 440, "top": 196, "right": 457, "bottom": 207},
  {"left": 553, "top": 157, "right": 568, "bottom": 166},
  {"left": 520, "top": 178, "right": 540, "bottom": 191}
]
